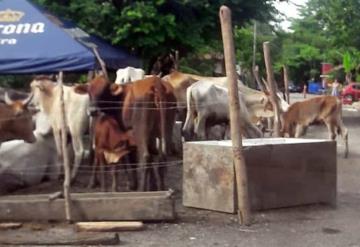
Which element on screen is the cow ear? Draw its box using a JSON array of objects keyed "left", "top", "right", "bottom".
[
  {"left": 73, "top": 84, "right": 89, "bottom": 94},
  {"left": 110, "top": 84, "right": 123, "bottom": 96}
]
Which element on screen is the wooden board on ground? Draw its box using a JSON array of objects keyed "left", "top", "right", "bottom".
[
  {"left": 0, "top": 231, "right": 120, "bottom": 245},
  {"left": 0, "top": 223, "right": 22, "bottom": 230},
  {"left": 0, "top": 191, "right": 175, "bottom": 222},
  {"left": 76, "top": 221, "right": 144, "bottom": 232}
]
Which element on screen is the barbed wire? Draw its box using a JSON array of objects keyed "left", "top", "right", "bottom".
[
  {"left": 1, "top": 159, "right": 183, "bottom": 171},
  {"left": 1, "top": 160, "right": 183, "bottom": 175}
]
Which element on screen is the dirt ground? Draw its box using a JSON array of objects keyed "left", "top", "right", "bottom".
[{"left": 2, "top": 93, "right": 360, "bottom": 247}]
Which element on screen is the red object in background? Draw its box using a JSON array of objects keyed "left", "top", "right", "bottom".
[
  {"left": 321, "top": 63, "right": 333, "bottom": 75},
  {"left": 341, "top": 82, "right": 360, "bottom": 104}
]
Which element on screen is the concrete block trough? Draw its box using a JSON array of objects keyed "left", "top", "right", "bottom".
[
  {"left": 183, "top": 138, "right": 337, "bottom": 213},
  {"left": 0, "top": 191, "right": 175, "bottom": 222}
]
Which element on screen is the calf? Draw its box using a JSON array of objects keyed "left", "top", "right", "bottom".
[
  {"left": 91, "top": 114, "right": 137, "bottom": 192},
  {"left": 75, "top": 76, "right": 177, "bottom": 191},
  {"left": 0, "top": 93, "right": 36, "bottom": 144},
  {"left": 281, "top": 96, "right": 348, "bottom": 158}
]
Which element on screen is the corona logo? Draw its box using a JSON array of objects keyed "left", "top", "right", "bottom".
[{"left": 0, "top": 9, "right": 25, "bottom": 22}]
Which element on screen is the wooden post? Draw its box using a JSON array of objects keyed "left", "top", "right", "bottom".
[
  {"left": 219, "top": 5, "right": 251, "bottom": 226},
  {"left": 263, "top": 42, "right": 281, "bottom": 137},
  {"left": 283, "top": 65, "right": 290, "bottom": 104},
  {"left": 58, "top": 71, "right": 72, "bottom": 222},
  {"left": 175, "top": 50, "right": 179, "bottom": 71},
  {"left": 92, "top": 47, "right": 108, "bottom": 80},
  {"left": 253, "top": 65, "right": 266, "bottom": 93}
]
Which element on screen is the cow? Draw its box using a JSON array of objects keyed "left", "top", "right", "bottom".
[
  {"left": 162, "top": 71, "right": 289, "bottom": 122},
  {"left": 0, "top": 111, "right": 69, "bottom": 194},
  {"left": 30, "top": 76, "right": 90, "bottom": 181},
  {"left": 182, "top": 80, "right": 267, "bottom": 140},
  {"left": 280, "top": 95, "right": 348, "bottom": 158},
  {"left": 115, "top": 66, "right": 145, "bottom": 84},
  {"left": 74, "top": 75, "right": 177, "bottom": 191},
  {"left": 90, "top": 113, "right": 137, "bottom": 192},
  {"left": 0, "top": 92, "right": 37, "bottom": 144}
]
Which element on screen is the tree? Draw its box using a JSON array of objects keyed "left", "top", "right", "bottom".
[{"left": 34, "top": 0, "right": 281, "bottom": 71}]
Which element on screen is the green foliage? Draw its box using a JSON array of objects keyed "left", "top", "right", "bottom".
[{"left": 33, "top": 0, "right": 280, "bottom": 72}]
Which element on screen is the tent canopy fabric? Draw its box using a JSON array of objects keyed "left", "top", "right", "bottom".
[{"left": 0, "top": 0, "right": 141, "bottom": 74}]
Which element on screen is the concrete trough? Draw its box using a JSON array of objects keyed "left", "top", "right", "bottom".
[
  {"left": 183, "top": 138, "right": 336, "bottom": 213},
  {"left": 0, "top": 191, "right": 175, "bottom": 222}
]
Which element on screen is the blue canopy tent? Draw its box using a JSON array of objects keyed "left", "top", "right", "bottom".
[{"left": 0, "top": 0, "right": 141, "bottom": 74}]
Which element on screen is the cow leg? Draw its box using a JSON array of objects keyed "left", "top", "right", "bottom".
[
  {"left": 111, "top": 165, "right": 117, "bottom": 192},
  {"left": 194, "top": 114, "right": 207, "bottom": 140},
  {"left": 52, "top": 129, "right": 63, "bottom": 180},
  {"left": 335, "top": 117, "right": 349, "bottom": 158},
  {"left": 138, "top": 148, "right": 150, "bottom": 191},
  {"left": 127, "top": 151, "right": 138, "bottom": 191},
  {"left": 88, "top": 152, "right": 99, "bottom": 189},
  {"left": 294, "top": 124, "right": 306, "bottom": 138},
  {"left": 98, "top": 155, "right": 106, "bottom": 192},
  {"left": 70, "top": 134, "right": 85, "bottom": 182}
]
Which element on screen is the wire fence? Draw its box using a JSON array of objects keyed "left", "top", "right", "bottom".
[{"left": 1, "top": 159, "right": 183, "bottom": 176}]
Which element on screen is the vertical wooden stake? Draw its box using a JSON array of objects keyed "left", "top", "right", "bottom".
[
  {"left": 58, "top": 71, "right": 72, "bottom": 223},
  {"left": 263, "top": 42, "right": 281, "bottom": 137},
  {"left": 283, "top": 65, "right": 290, "bottom": 104},
  {"left": 92, "top": 47, "right": 108, "bottom": 80},
  {"left": 219, "top": 5, "right": 251, "bottom": 226},
  {"left": 175, "top": 50, "right": 179, "bottom": 71}
]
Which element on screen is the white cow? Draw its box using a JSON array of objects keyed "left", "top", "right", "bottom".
[
  {"left": 183, "top": 80, "right": 265, "bottom": 140},
  {"left": 115, "top": 66, "right": 145, "bottom": 84},
  {"left": 0, "top": 112, "right": 72, "bottom": 194},
  {"left": 31, "top": 76, "right": 89, "bottom": 181}
]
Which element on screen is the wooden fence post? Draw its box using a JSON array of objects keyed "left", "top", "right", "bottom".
[
  {"left": 219, "top": 5, "right": 251, "bottom": 226},
  {"left": 58, "top": 71, "right": 72, "bottom": 222},
  {"left": 263, "top": 41, "right": 281, "bottom": 137},
  {"left": 92, "top": 47, "right": 108, "bottom": 80},
  {"left": 283, "top": 65, "right": 290, "bottom": 104}
]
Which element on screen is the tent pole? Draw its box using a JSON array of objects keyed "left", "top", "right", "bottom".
[
  {"left": 58, "top": 71, "right": 72, "bottom": 223},
  {"left": 92, "top": 47, "right": 108, "bottom": 80}
]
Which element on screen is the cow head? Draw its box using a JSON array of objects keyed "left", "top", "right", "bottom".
[
  {"left": 74, "top": 76, "right": 124, "bottom": 117},
  {"left": 2, "top": 92, "right": 37, "bottom": 143},
  {"left": 30, "top": 77, "right": 56, "bottom": 112},
  {"left": 148, "top": 52, "right": 176, "bottom": 76}
]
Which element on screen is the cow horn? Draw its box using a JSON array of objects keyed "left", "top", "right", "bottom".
[
  {"left": 22, "top": 93, "right": 34, "bottom": 106},
  {"left": 4, "top": 92, "right": 14, "bottom": 105}
]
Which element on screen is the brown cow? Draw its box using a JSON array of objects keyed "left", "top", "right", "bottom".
[
  {"left": 281, "top": 96, "right": 348, "bottom": 158},
  {"left": 91, "top": 113, "right": 137, "bottom": 192},
  {"left": 0, "top": 93, "right": 36, "bottom": 144},
  {"left": 75, "top": 76, "right": 177, "bottom": 191}
]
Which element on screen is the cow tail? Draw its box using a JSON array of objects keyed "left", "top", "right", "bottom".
[
  {"left": 122, "top": 89, "right": 134, "bottom": 129},
  {"left": 155, "top": 81, "right": 167, "bottom": 156},
  {"left": 182, "top": 85, "right": 194, "bottom": 137}
]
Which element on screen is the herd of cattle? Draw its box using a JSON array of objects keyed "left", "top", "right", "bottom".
[{"left": 0, "top": 66, "right": 349, "bottom": 193}]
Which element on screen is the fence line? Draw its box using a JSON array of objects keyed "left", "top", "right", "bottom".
[{"left": 2, "top": 160, "right": 183, "bottom": 174}]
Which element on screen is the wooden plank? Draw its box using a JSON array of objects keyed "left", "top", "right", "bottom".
[
  {"left": 76, "top": 221, "right": 144, "bottom": 232},
  {"left": 0, "top": 223, "right": 22, "bottom": 230},
  {"left": 0, "top": 191, "right": 175, "bottom": 222},
  {"left": 0, "top": 232, "right": 120, "bottom": 245}
]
